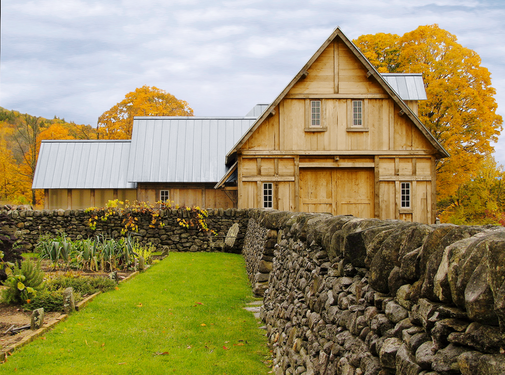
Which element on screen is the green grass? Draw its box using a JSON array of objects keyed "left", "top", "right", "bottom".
[{"left": 1, "top": 253, "right": 271, "bottom": 374}]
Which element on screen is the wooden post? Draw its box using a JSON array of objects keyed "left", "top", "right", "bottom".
[
  {"left": 67, "top": 189, "right": 72, "bottom": 210},
  {"left": 294, "top": 156, "right": 300, "bottom": 212},
  {"left": 431, "top": 156, "right": 437, "bottom": 224},
  {"left": 44, "top": 189, "right": 49, "bottom": 210},
  {"left": 90, "top": 189, "right": 95, "bottom": 207},
  {"left": 113, "top": 189, "right": 118, "bottom": 200},
  {"left": 374, "top": 156, "right": 380, "bottom": 219}
]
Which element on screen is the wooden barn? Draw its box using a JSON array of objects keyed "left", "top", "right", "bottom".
[
  {"left": 221, "top": 27, "right": 449, "bottom": 224},
  {"left": 32, "top": 28, "right": 448, "bottom": 223}
]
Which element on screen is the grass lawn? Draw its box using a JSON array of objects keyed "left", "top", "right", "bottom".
[{"left": 1, "top": 253, "right": 271, "bottom": 374}]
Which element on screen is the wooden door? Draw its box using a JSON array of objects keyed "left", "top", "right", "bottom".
[
  {"left": 299, "top": 168, "right": 374, "bottom": 218},
  {"left": 335, "top": 168, "right": 374, "bottom": 218},
  {"left": 299, "top": 169, "right": 335, "bottom": 214}
]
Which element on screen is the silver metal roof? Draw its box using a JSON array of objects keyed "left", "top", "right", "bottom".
[
  {"left": 32, "top": 140, "right": 136, "bottom": 189},
  {"left": 380, "top": 73, "right": 427, "bottom": 101},
  {"left": 245, "top": 104, "right": 269, "bottom": 117},
  {"left": 127, "top": 117, "right": 256, "bottom": 183}
]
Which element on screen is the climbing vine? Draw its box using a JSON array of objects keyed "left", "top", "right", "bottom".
[{"left": 85, "top": 200, "right": 215, "bottom": 235}]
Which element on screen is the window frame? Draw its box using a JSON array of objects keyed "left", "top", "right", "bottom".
[
  {"left": 305, "top": 99, "right": 327, "bottom": 132},
  {"left": 311, "top": 100, "right": 322, "bottom": 127},
  {"left": 263, "top": 182, "right": 273, "bottom": 209},
  {"left": 160, "top": 190, "right": 169, "bottom": 203},
  {"left": 346, "top": 99, "right": 368, "bottom": 131},
  {"left": 400, "top": 182, "right": 411, "bottom": 209}
]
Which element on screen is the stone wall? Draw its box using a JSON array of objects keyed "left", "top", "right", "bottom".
[
  {"left": 243, "top": 210, "right": 505, "bottom": 375},
  {"left": 0, "top": 208, "right": 249, "bottom": 253}
]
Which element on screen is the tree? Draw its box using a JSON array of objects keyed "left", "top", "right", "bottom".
[
  {"left": 438, "top": 157, "right": 505, "bottom": 225},
  {"left": 354, "top": 25, "right": 503, "bottom": 203},
  {"left": 97, "top": 86, "right": 194, "bottom": 139}
]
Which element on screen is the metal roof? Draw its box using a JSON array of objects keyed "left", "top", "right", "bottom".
[
  {"left": 32, "top": 140, "right": 136, "bottom": 189},
  {"left": 245, "top": 104, "right": 269, "bottom": 117},
  {"left": 127, "top": 117, "right": 256, "bottom": 183},
  {"left": 380, "top": 73, "right": 427, "bottom": 101}
]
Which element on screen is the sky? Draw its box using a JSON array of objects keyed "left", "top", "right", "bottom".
[{"left": 2, "top": 0, "right": 505, "bottom": 164}]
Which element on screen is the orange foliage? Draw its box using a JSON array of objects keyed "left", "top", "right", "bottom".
[{"left": 97, "top": 86, "right": 193, "bottom": 139}]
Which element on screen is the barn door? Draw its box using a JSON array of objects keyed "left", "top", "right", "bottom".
[
  {"left": 299, "top": 167, "right": 374, "bottom": 218},
  {"left": 299, "top": 168, "right": 336, "bottom": 214},
  {"left": 335, "top": 168, "right": 374, "bottom": 218}
]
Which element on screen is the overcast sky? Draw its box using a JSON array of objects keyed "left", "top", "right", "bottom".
[{"left": 2, "top": 0, "right": 505, "bottom": 164}]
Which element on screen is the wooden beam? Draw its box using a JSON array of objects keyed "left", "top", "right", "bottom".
[
  {"left": 294, "top": 156, "right": 300, "bottom": 212},
  {"left": 334, "top": 39, "right": 339, "bottom": 93},
  {"left": 238, "top": 155, "right": 243, "bottom": 208},
  {"left": 257, "top": 181, "right": 262, "bottom": 208},
  {"left": 374, "top": 156, "right": 380, "bottom": 219},
  {"left": 379, "top": 176, "right": 432, "bottom": 182},
  {"left": 240, "top": 150, "right": 438, "bottom": 157},
  {"left": 242, "top": 176, "right": 295, "bottom": 182},
  {"left": 44, "top": 189, "right": 49, "bottom": 210},
  {"left": 67, "top": 189, "right": 72, "bottom": 210},
  {"left": 299, "top": 162, "right": 375, "bottom": 168},
  {"left": 285, "top": 93, "right": 389, "bottom": 99},
  {"left": 431, "top": 156, "right": 437, "bottom": 224}
]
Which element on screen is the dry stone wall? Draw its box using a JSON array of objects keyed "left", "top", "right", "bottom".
[
  {"left": 0, "top": 208, "right": 249, "bottom": 253},
  {"left": 243, "top": 210, "right": 505, "bottom": 375}
]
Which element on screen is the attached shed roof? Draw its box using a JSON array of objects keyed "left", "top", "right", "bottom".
[
  {"left": 381, "top": 73, "right": 427, "bottom": 101},
  {"left": 127, "top": 117, "right": 256, "bottom": 183},
  {"left": 32, "top": 140, "right": 135, "bottom": 189}
]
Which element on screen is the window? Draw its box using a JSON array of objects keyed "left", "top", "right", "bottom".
[
  {"left": 160, "top": 190, "right": 169, "bottom": 203},
  {"left": 263, "top": 183, "right": 273, "bottom": 208},
  {"left": 311, "top": 100, "right": 321, "bottom": 127},
  {"left": 352, "top": 100, "right": 363, "bottom": 126},
  {"left": 347, "top": 99, "right": 368, "bottom": 131},
  {"left": 401, "top": 182, "right": 411, "bottom": 208}
]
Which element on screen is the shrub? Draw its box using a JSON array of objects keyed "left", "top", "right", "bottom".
[
  {"left": 23, "top": 289, "right": 66, "bottom": 312},
  {"left": 2, "top": 260, "right": 44, "bottom": 305},
  {"left": 46, "top": 275, "right": 116, "bottom": 295}
]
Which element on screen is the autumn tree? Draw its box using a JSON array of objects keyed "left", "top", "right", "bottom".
[
  {"left": 0, "top": 107, "right": 95, "bottom": 206},
  {"left": 354, "top": 25, "right": 503, "bottom": 203},
  {"left": 97, "top": 86, "right": 194, "bottom": 139},
  {"left": 438, "top": 157, "right": 505, "bottom": 225}
]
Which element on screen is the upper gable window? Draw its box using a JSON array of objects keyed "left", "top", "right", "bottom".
[
  {"left": 311, "top": 100, "right": 321, "bottom": 127},
  {"left": 347, "top": 99, "right": 368, "bottom": 131},
  {"left": 305, "top": 99, "right": 327, "bottom": 132}
]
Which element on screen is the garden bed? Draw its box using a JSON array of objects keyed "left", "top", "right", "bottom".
[{"left": 0, "top": 301, "right": 62, "bottom": 352}]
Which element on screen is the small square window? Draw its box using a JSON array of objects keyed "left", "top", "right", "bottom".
[
  {"left": 311, "top": 100, "right": 321, "bottom": 127},
  {"left": 263, "top": 183, "right": 273, "bottom": 208},
  {"left": 352, "top": 100, "right": 363, "bottom": 126},
  {"left": 160, "top": 190, "right": 169, "bottom": 203},
  {"left": 401, "top": 182, "right": 411, "bottom": 208}
]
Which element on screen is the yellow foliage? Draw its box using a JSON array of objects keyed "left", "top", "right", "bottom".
[
  {"left": 97, "top": 86, "right": 193, "bottom": 139},
  {"left": 354, "top": 24, "right": 503, "bottom": 203}
]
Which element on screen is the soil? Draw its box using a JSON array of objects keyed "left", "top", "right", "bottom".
[{"left": 0, "top": 300, "right": 63, "bottom": 352}]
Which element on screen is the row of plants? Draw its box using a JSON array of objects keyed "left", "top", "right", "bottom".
[
  {"left": 35, "top": 233, "right": 154, "bottom": 272},
  {"left": 2, "top": 259, "right": 117, "bottom": 311}
]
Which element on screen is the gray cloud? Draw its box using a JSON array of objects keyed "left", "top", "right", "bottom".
[{"left": 2, "top": 0, "right": 505, "bottom": 164}]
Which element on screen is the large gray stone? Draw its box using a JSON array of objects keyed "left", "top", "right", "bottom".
[
  {"left": 448, "top": 322, "right": 505, "bottom": 353},
  {"left": 432, "top": 343, "right": 467, "bottom": 373},
  {"left": 379, "top": 337, "right": 403, "bottom": 369},
  {"left": 396, "top": 344, "right": 422, "bottom": 375}
]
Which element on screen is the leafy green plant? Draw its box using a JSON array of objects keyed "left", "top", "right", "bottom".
[
  {"left": 2, "top": 260, "right": 45, "bottom": 305},
  {"left": 23, "top": 289, "right": 65, "bottom": 312}
]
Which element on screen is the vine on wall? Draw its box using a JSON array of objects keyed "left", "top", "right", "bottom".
[{"left": 85, "top": 200, "right": 215, "bottom": 235}]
